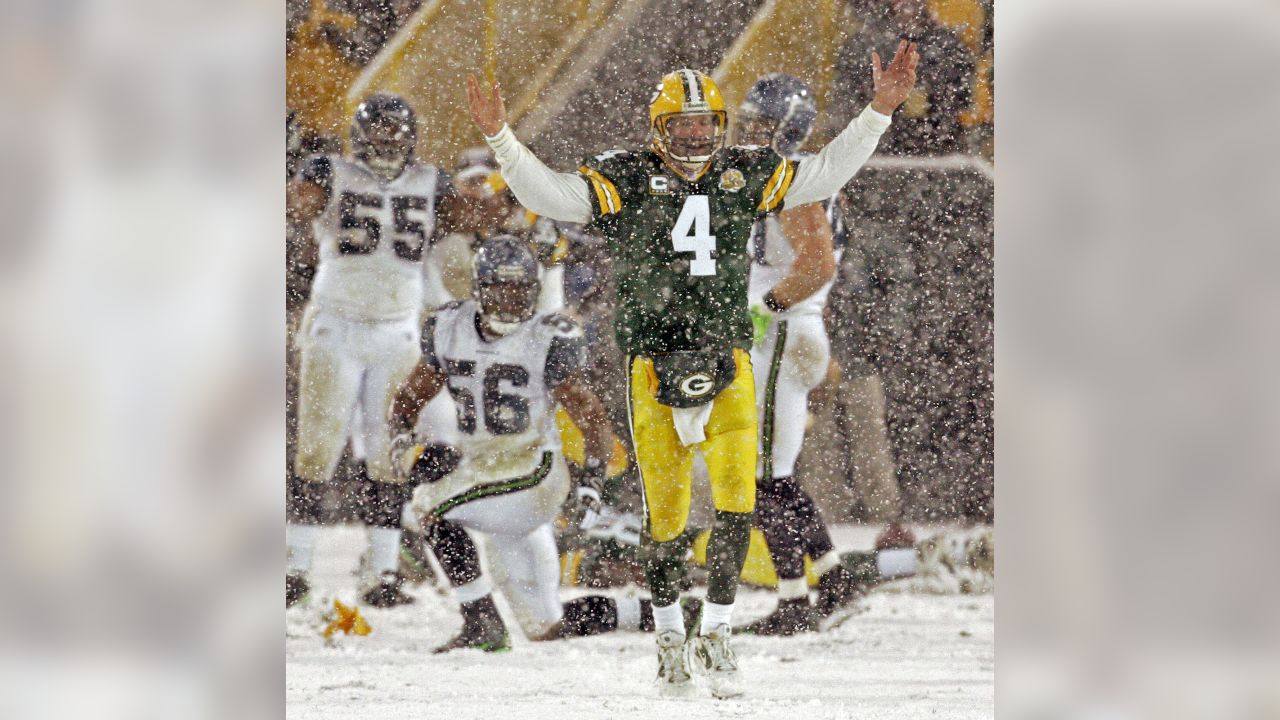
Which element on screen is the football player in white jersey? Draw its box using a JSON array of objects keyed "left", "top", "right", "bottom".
[
  {"left": 410, "top": 155, "right": 570, "bottom": 537},
  {"left": 391, "top": 236, "right": 700, "bottom": 651},
  {"left": 736, "top": 75, "right": 868, "bottom": 634},
  {"left": 285, "top": 94, "right": 461, "bottom": 608}
]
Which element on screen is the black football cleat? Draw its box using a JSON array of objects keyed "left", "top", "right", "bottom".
[
  {"left": 433, "top": 595, "right": 511, "bottom": 653},
  {"left": 286, "top": 573, "right": 310, "bottom": 608},
  {"left": 814, "top": 564, "right": 865, "bottom": 618},
  {"left": 736, "top": 596, "right": 816, "bottom": 636},
  {"left": 361, "top": 571, "right": 417, "bottom": 608}
]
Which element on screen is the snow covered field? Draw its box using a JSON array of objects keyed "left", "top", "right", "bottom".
[{"left": 287, "top": 525, "right": 994, "bottom": 719}]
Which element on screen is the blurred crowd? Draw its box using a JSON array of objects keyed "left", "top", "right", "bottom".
[
  {"left": 833, "top": 0, "right": 993, "bottom": 158},
  {"left": 286, "top": 0, "right": 994, "bottom": 524}
]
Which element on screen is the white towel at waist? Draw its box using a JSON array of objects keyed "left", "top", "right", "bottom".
[{"left": 671, "top": 402, "right": 714, "bottom": 446}]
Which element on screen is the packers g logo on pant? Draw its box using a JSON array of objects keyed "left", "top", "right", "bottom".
[{"left": 679, "top": 372, "right": 714, "bottom": 398}]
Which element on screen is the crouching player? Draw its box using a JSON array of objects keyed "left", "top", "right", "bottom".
[{"left": 390, "top": 236, "right": 698, "bottom": 651}]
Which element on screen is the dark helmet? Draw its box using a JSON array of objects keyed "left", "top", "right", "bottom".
[
  {"left": 351, "top": 93, "right": 417, "bottom": 180},
  {"left": 734, "top": 73, "right": 818, "bottom": 157},
  {"left": 473, "top": 235, "right": 541, "bottom": 334}
]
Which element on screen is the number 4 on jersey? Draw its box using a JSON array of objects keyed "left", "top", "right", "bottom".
[{"left": 671, "top": 195, "right": 717, "bottom": 276}]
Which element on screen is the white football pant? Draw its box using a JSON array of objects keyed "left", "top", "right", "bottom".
[
  {"left": 294, "top": 306, "right": 421, "bottom": 485},
  {"left": 440, "top": 454, "right": 571, "bottom": 638},
  {"left": 751, "top": 314, "right": 831, "bottom": 480}
]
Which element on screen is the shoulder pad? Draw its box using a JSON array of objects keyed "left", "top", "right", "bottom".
[
  {"left": 298, "top": 154, "right": 334, "bottom": 184},
  {"left": 539, "top": 312, "right": 583, "bottom": 338},
  {"left": 723, "top": 144, "right": 776, "bottom": 164},
  {"left": 430, "top": 299, "right": 468, "bottom": 321},
  {"left": 434, "top": 299, "right": 467, "bottom": 312},
  {"left": 582, "top": 149, "right": 639, "bottom": 177},
  {"left": 587, "top": 148, "right": 633, "bottom": 166}
]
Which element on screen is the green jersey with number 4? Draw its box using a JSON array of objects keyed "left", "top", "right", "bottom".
[{"left": 578, "top": 146, "right": 796, "bottom": 356}]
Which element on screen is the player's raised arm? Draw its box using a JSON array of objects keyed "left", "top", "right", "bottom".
[
  {"left": 785, "top": 40, "right": 919, "bottom": 207},
  {"left": 465, "top": 74, "right": 594, "bottom": 224}
]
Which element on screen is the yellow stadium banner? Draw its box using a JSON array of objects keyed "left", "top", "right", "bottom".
[
  {"left": 345, "top": 0, "right": 618, "bottom": 165},
  {"left": 286, "top": 0, "right": 362, "bottom": 141},
  {"left": 717, "top": 0, "right": 989, "bottom": 141},
  {"left": 712, "top": 0, "right": 848, "bottom": 140}
]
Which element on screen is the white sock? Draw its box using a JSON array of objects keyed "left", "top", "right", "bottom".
[
  {"left": 877, "top": 548, "right": 918, "bottom": 579},
  {"left": 368, "top": 527, "right": 402, "bottom": 576},
  {"left": 777, "top": 576, "right": 809, "bottom": 600},
  {"left": 616, "top": 597, "right": 642, "bottom": 631},
  {"left": 286, "top": 523, "right": 318, "bottom": 575},
  {"left": 812, "top": 550, "right": 841, "bottom": 577},
  {"left": 651, "top": 600, "right": 685, "bottom": 635},
  {"left": 700, "top": 601, "right": 734, "bottom": 635},
  {"left": 453, "top": 576, "right": 493, "bottom": 604}
]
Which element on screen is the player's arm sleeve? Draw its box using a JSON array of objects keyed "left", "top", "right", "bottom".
[
  {"left": 783, "top": 106, "right": 892, "bottom": 207},
  {"left": 484, "top": 124, "right": 593, "bottom": 224},
  {"left": 544, "top": 332, "right": 587, "bottom": 388},
  {"left": 420, "top": 315, "right": 441, "bottom": 371}
]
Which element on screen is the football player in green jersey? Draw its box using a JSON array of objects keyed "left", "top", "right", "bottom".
[{"left": 465, "top": 41, "right": 918, "bottom": 698}]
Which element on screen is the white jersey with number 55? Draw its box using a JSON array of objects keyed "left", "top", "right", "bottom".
[{"left": 303, "top": 155, "right": 451, "bottom": 320}]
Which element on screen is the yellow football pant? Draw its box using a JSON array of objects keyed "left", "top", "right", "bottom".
[{"left": 627, "top": 349, "right": 757, "bottom": 542}]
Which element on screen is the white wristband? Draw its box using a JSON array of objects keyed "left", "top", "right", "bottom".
[
  {"left": 484, "top": 123, "right": 515, "bottom": 151},
  {"left": 859, "top": 106, "right": 893, "bottom": 135}
]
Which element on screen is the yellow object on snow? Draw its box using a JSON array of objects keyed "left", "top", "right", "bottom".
[{"left": 322, "top": 600, "right": 372, "bottom": 639}]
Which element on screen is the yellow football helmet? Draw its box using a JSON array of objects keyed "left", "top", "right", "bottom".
[{"left": 649, "top": 69, "right": 727, "bottom": 166}]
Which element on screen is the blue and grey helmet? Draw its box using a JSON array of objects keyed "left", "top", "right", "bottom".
[
  {"left": 351, "top": 93, "right": 417, "bottom": 180},
  {"left": 473, "top": 235, "right": 541, "bottom": 334},
  {"left": 735, "top": 73, "right": 818, "bottom": 157}
]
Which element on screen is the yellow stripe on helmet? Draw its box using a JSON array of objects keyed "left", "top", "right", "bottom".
[{"left": 649, "top": 69, "right": 726, "bottom": 124}]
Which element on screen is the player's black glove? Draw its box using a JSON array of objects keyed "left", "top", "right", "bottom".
[
  {"left": 391, "top": 433, "right": 461, "bottom": 486},
  {"left": 573, "top": 457, "right": 606, "bottom": 529}
]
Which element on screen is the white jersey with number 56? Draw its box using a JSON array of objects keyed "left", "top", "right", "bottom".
[
  {"left": 422, "top": 300, "right": 586, "bottom": 480},
  {"left": 303, "top": 155, "right": 450, "bottom": 320}
]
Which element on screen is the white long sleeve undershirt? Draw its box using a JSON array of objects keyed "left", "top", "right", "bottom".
[
  {"left": 784, "top": 105, "right": 891, "bottom": 206},
  {"left": 484, "top": 125, "right": 594, "bottom": 223},
  {"left": 483, "top": 104, "right": 892, "bottom": 221}
]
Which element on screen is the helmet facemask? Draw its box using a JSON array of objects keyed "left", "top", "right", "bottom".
[
  {"left": 654, "top": 111, "right": 726, "bottom": 166},
  {"left": 353, "top": 111, "right": 416, "bottom": 180},
  {"left": 732, "top": 110, "right": 778, "bottom": 149},
  {"left": 477, "top": 279, "right": 539, "bottom": 335},
  {"left": 473, "top": 235, "right": 542, "bottom": 336},
  {"left": 737, "top": 75, "right": 818, "bottom": 158}
]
